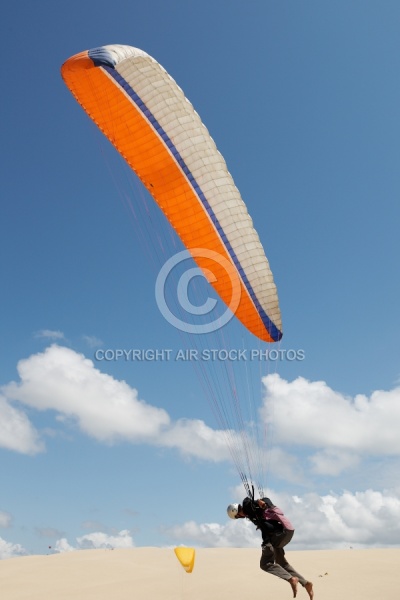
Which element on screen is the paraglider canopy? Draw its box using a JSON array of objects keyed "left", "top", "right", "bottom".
[{"left": 61, "top": 44, "right": 282, "bottom": 343}]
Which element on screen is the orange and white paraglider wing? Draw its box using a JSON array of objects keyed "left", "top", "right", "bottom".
[{"left": 61, "top": 45, "right": 282, "bottom": 342}]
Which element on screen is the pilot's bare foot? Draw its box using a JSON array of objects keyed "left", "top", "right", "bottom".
[
  {"left": 305, "top": 581, "right": 314, "bottom": 599},
  {"left": 288, "top": 577, "right": 299, "bottom": 597}
]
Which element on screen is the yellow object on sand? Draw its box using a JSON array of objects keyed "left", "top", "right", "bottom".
[{"left": 174, "top": 547, "right": 195, "bottom": 573}]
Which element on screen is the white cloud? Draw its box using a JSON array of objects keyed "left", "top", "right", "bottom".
[
  {"left": 3, "top": 349, "right": 400, "bottom": 477},
  {"left": 77, "top": 529, "right": 135, "bottom": 549},
  {"left": 54, "top": 529, "right": 134, "bottom": 552},
  {"left": 159, "top": 418, "right": 231, "bottom": 461},
  {"left": 0, "top": 511, "right": 12, "bottom": 528},
  {"left": 82, "top": 335, "right": 103, "bottom": 348},
  {"left": 3, "top": 345, "right": 170, "bottom": 444},
  {"left": 261, "top": 373, "right": 400, "bottom": 474},
  {"left": 163, "top": 489, "right": 400, "bottom": 550},
  {"left": 0, "top": 395, "right": 44, "bottom": 455},
  {"left": 80, "top": 520, "right": 109, "bottom": 532},
  {"left": 34, "top": 330, "right": 65, "bottom": 340},
  {"left": 35, "top": 527, "right": 65, "bottom": 539},
  {"left": 1, "top": 345, "right": 234, "bottom": 461},
  {"left": 263, "top": 446, "right": 306, "bottom": 484},
  {"left": 286, "top": 488, "right": 400, "bottom": 549},
  {"left": 0, "top": 536, "right": 27, "bottom": 559},
  {"left": 164, "top": 519, "right": 258, "bottom": 548},
  {"left": 309, "top": 448, "right": 360, "bottom": 476},
  {"left": 54, "top": 538, "right": 75, "bottom": 553}
]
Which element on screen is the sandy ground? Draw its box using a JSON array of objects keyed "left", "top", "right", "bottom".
[{"left": 0, "top": 547, "right": 398, "bottom": 599}]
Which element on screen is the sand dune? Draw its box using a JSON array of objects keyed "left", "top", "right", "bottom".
[{"left": 1, "top": 547, "right": 398, "bottom": 599}]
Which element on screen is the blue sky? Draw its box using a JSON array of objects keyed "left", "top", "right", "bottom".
[{"left": 1, "top": 0, "right": 400, "bottom": 557}]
